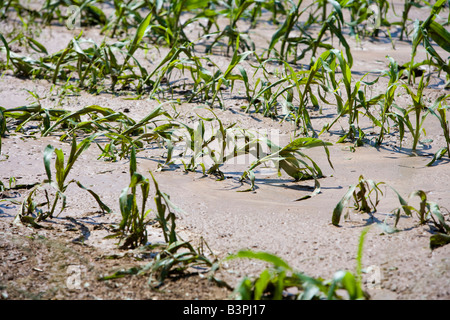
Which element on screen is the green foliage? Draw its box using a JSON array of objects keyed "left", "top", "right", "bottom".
[
  {"left": 107, "top": 146, "right": 152, "bottom": 249},
  {"left": 389, "top": 74, "right": 430, "bottom": 151},
  {"left": 427, "top": 94, "right": 450, "bottom": 166},
  {"left": 15, "top": 133, "right": 111, "bottom": 225},
  {"left": 409, "top": 0, "right": 450, "bottom": 84}
]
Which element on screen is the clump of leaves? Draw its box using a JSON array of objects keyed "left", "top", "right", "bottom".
[
  {"left": 389, "top": 74, "right": 431, "bottom": 151},
  {"left": 409, "top": 0, "right": 450, "bottom": 85},
  {"left": 332, "top": 175, "right": 450, "bottom": 249}
]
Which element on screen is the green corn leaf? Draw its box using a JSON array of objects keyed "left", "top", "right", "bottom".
[
  {"left": 226, "top": 250, "right": 292, "bottom": 271},
  {"left": 75, "top": 181, "right": 112, "bottom": 214},
  {"left": 281, "top": 137, "right": 332, "bottom": 152},
  {"left": 54, "top": 148, "right": 65, "bottom": 191},
  {"left": 428, "top": 20, "right": 450, "bottom": 53},
  {"left": 42, "top": 105, "right": 118, "bottom": 136},
  {"left": 427, "top": 147, "right": 449, "bottom": 166},
  {"left": 254, "top": 269, "right": 271, "bottom": 300},
  {"left": 126, "top": 11, "right": 152, "bottom": 61},
  {"left": 332, "top": 184, "right": 357, "bottom": 226}
]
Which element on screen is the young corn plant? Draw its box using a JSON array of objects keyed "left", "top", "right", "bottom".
[
  {"left": 246, "top": 50, "right": 330, "bottom": 134},
  {"left": 332, "top": 175, "right": 385, "bottom": 226},
  {"left": 306, "top": 0, "right": 353, "bottom": 70},
  {"left": 102, "top": 0, "right": 148, "bottom": 38},
  {"left": 148, "top": 0, "right": 213, "bottom": 47},
  {"left": 101, "top": 158, "right": 220, "bottom": 287},
  {"left": 409, "top": 0, "right": 450, "bottom": 85},
  {"left": 374, "top": 56, "right": 403, "bottom": 146},
  {"left": 388, "top": 74, "right": 431, "bottom": 151},
  {"left": 0, "top": 102, "right": 68, "bottom": 136},
  {"left": 41, "top": 0, "right": 107, "bottom": 27},
  {"left": 205, "top": 0, "right": 256, "bottom": 55},
  {"left": 15, "top": 133, "right": 111, "bottom": 226},
  {"left": 139, "top": 174, "right": 223, "bottom": 288},
  {"left": 332, "top": 178, "right": 450, "bottom": 249},
  {"left": 323, "top": 50, "right": 383, "bottom": 146},
  {"left": 107, "top": 146, "right": 151, "bottom": 249},
  {"left": 266, "top": 0, "right": 309, "bottom": 60},
  {"left": 392, "top": 189, "right": 450, "bottom": 249},
  {"left": 41, "top": 105, "right": 136, "bottom": 139}
]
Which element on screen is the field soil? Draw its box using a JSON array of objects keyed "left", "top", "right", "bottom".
[{"left": 1, "top": 2, "right": 450, "bottom": 300}]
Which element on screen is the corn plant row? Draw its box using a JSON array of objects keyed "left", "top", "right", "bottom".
[
  {"left": 332, "top": 175, "right": 450, "bottom": 249},
  {"left": 1, "top": 1, "right": 449, "bottom": 158}
]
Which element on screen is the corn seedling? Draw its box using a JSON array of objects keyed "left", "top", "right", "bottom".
[
  {"left": 15, "top": 133, "right": 111, "bottom": 226},
  {"left": 323, "top": 50, "right": 383, "bottom": 145},
  {"left": 391, "top": 188, "right": 450, "bottom": 249},
  {"left": 205, "top": 0, "right": 256, "bottom": 55},
  {"left": 101, "top": 160, "right": 220, "bottom": 287},
  {"left": 137, "top": 171, "right": 221, "bottom": 287},
  {"left": 0, "top": 102, "right": 69, "bottom": 136},
  {"left": 374, "top": 56, "right": 403, "bottom": 146},
  {"left": 332, "top": 175, "right": 385, "bottom": 226},
  {"left": 307, "top": 0, "right": 353, "bottom": 69},
  {"left": 266, "top": 0, "right": 309, "bottom": 60}
]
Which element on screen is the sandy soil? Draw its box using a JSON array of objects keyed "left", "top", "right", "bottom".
[{"left": 1, "top": 2, "right": 450, "bottom": 300}]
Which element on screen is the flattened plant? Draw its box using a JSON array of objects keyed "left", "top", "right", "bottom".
[
  {"left": 109, "top": 146, "right": 152, "bottom": 249},
  {"left": 240, "top": 136, "right": 333, "bottom": 198}
]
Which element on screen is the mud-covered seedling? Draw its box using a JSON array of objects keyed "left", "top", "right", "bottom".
[
  {"left": 14, "top": 133, "right": 111, "bottom": 226},
  {"left": 332, "top": 175, "right": 384, "bottom": 226}
]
